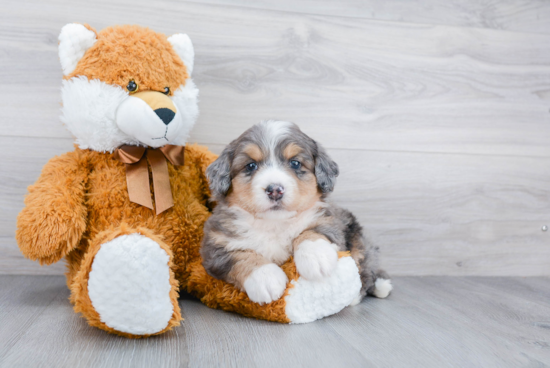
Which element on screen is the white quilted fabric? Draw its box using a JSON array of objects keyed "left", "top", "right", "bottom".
[
  {"left": 58, "top": 23, "right": 96, "bottom": 75},
  {"left": 284, "top": 256, "right": 362, "bottom": 324},
  {"left": 87, "top": 233, "right": 174, "bottom": 335}
]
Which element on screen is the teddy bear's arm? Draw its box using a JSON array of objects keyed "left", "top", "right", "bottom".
[{"left": 16, "top": 151, "right": 88, "bottom": 265}]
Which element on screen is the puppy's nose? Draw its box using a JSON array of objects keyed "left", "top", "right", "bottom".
[
  {"left": 266, "top": 184, "right": 284, "bottom": 201},
  {"left": 154, "top": 108, "right": 175, "bottom": 125}
]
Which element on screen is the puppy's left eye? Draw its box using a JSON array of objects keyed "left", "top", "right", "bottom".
[
  {"left": 246, "top": 162, "right": 258, "bottom": 172},
  {"left": 163, "top": 87, "right": 170, "bottom": 95},
  {"left": 290, "top": 160, "right": 301, "bottom": 170}
]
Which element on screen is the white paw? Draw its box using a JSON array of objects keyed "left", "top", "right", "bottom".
[
  {"left": 88, "top": 234, "right": 174, "bottom": 335},
  {"left": 243, "top": 264, "right": 288, "bottom": 304},
  {"left": 294, "top": 239, "right": 338, "bottom": 281},
  {"left": 373, "top": 278, "right": 393, "bottom": 298}
]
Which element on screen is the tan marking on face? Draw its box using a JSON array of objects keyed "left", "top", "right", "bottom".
[
  {"left": 243, "top": 144, "right": 264, "bottom": 162},
  {"left": 133, "top": 91, "right": 177, "bottom": 113},
  {"left": 227, "top": 251, "right": 270, "bottom": 290},
  {"left": 283, "top": 143, "right": 302, "bottom": 160},
  {"left": 227, "top": 175, "right": 257, "bottom": 214},
  {"left": 227, "top": 144, "right": 265, "bottom": 214},
  {"left": 284, "top": 168, "right": 321, "bottom": 213},
  {"left": 292, "top": 230, "right": 329, "bottom": 252}
]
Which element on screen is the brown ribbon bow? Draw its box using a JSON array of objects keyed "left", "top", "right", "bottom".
[{"left": 114, "top": 145, "right": 185, "bottom": 215}]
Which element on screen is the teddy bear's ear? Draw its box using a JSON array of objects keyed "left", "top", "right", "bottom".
[
  {"left": 168, "top": 34, "right": 195, "bottom": 75},
  {"left": 58, "top": 23, "right": 97, "bottom": 76}
]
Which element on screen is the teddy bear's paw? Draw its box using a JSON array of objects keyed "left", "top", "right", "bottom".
[
  {"left": 284, "top": 256, "right": 362, "bottom": 324},
  {"left": 294, "top": 239, "right": 338, "bottom": 281},
  {"left": 87, "top": 233, "right": 178, "bottom": 335},
  {"left": 243, "top": 263, "right": 289, "bottom": 305}
]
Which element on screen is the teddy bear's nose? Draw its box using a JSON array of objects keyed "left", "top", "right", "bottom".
[
  {"left": 131, "top": 91, "right": 177, "bottom": 126},
  {"left": 154, "top": 108, "right": 175, "bottom": 125}
]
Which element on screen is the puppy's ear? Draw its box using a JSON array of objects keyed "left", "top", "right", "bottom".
[
  {"left": 314, "top": 142, "right": 339, "bottom": 193},
  {"left": 207, "top": 145, "right": 234, "bottom": 199}
]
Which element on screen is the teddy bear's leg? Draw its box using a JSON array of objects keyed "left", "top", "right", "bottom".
[
  {"left": 186, "top": 252, "right": 361, "bottom": 324},
  {"left": 283, "top": 255, "right": 362, "bottom": 323},
  {"left": 71, "top": 227, "right": 181, "bottom": 338}
]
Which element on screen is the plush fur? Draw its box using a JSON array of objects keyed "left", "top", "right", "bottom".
[
  {"left": 16, "top": 24, "right": 369, "bottom": 338},
  {"left": 65, "top": 25, "right": 189, "bottom": 91},
  {"left": 18, "top": 144, "right": 216, "bottom": 337}
]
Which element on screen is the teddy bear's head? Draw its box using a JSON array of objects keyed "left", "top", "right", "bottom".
[{"left": 58, "top": 24, "right": 198, "bottom": 152}]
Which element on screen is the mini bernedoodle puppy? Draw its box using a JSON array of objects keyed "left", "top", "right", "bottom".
[{"left": 201, "top": 120, "right": 392, "bottom": 305}]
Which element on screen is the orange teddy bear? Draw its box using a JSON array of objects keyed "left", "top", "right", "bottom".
[{"left": 16, "top": 24, "right": 362, "bottom": 338}]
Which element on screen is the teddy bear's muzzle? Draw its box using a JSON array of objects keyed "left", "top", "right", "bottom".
[
  {"left": 115, "top": 90, "right": 183, "bottom": 148},
  {"left": 132, "top": 91, "right": 177, "bottom": 125}
]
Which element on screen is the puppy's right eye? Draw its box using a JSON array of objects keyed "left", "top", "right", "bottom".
[
  {"left": 245, "top": 162, "right": 258, "bottom": 172},
  {"left": 290, "top": 160, "right": 301, "bottom": 170}
]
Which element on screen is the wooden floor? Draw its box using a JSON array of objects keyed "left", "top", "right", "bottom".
[{"left": 0, "top": 276, "right": 548, "bottom": 368}]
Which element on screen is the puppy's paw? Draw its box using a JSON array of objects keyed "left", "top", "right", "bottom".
[
  {"left": 243, "top": 263, "right": 289, "bottom": 304},
  {"left": 295, "top": 239, "right": 338, "bottom": 281}
]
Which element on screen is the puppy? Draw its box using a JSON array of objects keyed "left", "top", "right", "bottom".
[{"left": 201, "top": 120, "right": 392, "bottom": 305}]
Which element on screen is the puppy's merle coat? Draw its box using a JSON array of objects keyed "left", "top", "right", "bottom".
[{"left": 201, "top": 121, "right": 392, "bottom": 305}]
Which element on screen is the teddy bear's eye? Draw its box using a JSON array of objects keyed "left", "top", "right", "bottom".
[
  {"left": 127, "top": 80, "right": 138, "bottom": 93},
  {"left": 163, "top": 87, "right": 170, "bottom": 95}
]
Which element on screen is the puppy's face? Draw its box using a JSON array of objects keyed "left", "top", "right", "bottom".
[
  {"left": 229, "top": 140, "right": 317, "bottom": 214},
  {"left": 207, "top": 121, "right": 339, "bottom": 217}
]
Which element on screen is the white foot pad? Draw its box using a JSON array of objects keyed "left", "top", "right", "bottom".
[
  {"left": 284, "top": 256, "right": 361, "bottom": 324},
  {"left": 88, "top": 233, "right": 174, "bottom": 335}
]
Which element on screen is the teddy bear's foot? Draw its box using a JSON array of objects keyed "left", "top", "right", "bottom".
[
  {"left": 187, "top": 253, "right": 361, "bottom": 324},
  {"left": 284, "top": 255, "right": 362, "bottom": 323},
  {"left": 87, "top": 234, "right": 177, "bottom": 334},
  {"left": 72, "top": 229, "right": 181, "bottom": 337}
]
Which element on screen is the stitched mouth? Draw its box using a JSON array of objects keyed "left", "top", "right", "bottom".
[{"left": 152, "top": 126, "right": 169, "bottom": 141}]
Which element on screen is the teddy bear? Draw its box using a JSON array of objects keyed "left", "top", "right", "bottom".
[{"left": 15, "top": 23, "right": 362, "bottom": 338}]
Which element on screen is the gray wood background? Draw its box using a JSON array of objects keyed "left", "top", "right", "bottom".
[{"left": 0, "top": 0, "right": 549, "bottom": 276}]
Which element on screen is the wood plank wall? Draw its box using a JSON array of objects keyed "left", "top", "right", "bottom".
[{"left": 0, "top": 0, "right": 549, "bottom": 276}]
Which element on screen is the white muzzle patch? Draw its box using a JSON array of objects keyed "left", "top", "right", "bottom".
[
  {"left": 252, "top": 166, "right": 297, "bottom": 212},
  {"left": 116, "top": 96, "right": 184, "bottom": 148}
]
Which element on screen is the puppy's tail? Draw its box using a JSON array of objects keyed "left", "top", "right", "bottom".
[
  {"left": 368, "top": 269, "right": 393, "bottom": 299},
  {"left": 350, "top": 270, "right": 393, "bottom": 306}
]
